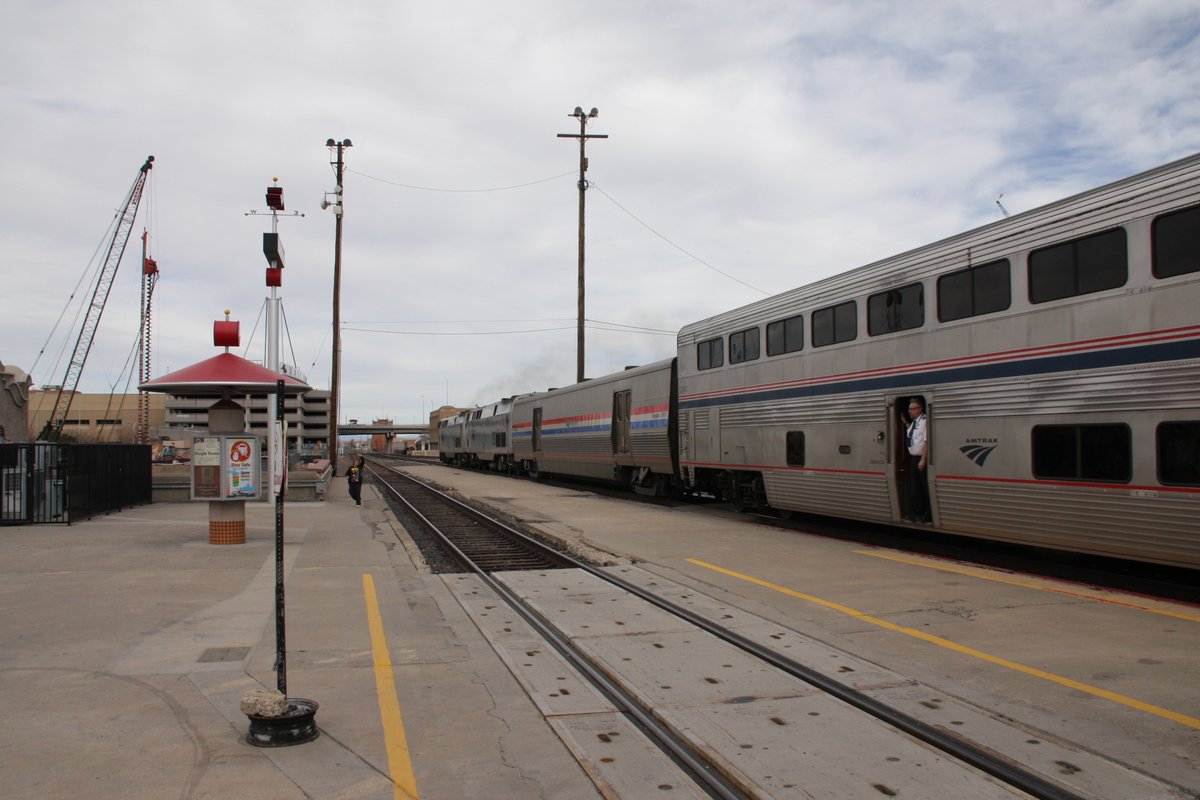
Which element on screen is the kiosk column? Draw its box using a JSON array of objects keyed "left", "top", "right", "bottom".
[{"left": 206, "top": 399, "right": 253, "bottom": 544}]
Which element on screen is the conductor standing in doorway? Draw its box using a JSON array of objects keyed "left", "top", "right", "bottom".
[{"left": 905, "top": 398, "right": 931, "bottom": 523}]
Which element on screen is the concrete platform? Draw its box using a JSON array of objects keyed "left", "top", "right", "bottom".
[
  {"left": 0, "top": 479, "right": 600, "bottom": 800},
  {"left": 3, "top": 462, "right": 1197, "bottom": 799},
  {"left": 397, "top": 463, "right": 1200, "bottom": 799}
]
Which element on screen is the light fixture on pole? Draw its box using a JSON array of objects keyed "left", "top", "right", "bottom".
[
  {"left": 557, "top": 107, "right": 607, "bottom": 384},
  {"left": 324, "top": 138, "right": 352, "bottom": 475}
]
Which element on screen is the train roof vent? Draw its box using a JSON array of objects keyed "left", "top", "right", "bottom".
[{"left": 624, "top": 365, "right": 639, "bottom": 370}]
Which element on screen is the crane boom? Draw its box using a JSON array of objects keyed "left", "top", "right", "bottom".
[
  {"left": 136, "top": 230, "right": 159, "bottom": 444},
  {"left": 40, "top": 155, "right": 155, "bottom": 440}
]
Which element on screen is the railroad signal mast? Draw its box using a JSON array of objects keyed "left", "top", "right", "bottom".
[
  {"left": 40, "top": 155, "right": 155, "bottom": 441},
  {"left": 253, "top": 178, "right": 302, "bottom": 497}
]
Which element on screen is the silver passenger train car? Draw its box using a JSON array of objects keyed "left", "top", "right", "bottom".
[
  {"left": 677, "top": 153, "right": 1200, "bottom": 568},
  {"left": 511, "top": 360, "right": 679, "bottom": 494}
]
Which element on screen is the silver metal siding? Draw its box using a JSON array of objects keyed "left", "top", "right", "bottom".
[
  {"left": 675, "top": 152, "right": 1200, "bottom": 567},
  {"left": 511, "top": 360, "right": 675, "bottom": 480}
]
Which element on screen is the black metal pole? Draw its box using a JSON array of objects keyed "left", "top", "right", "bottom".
[{"left": 274, "top": 378, "right": 286, "bottom": 695}]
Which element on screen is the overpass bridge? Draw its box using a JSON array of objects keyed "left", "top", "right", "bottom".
[{"left": 339, "top": 423, "right": 429, "bottom": 436}]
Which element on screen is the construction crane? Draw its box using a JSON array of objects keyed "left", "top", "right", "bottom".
[{"left": 39, "top": 155, "right": 155, "bottom": 441}]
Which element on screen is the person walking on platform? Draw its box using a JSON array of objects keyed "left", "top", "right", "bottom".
[
  {"left": 905, "top": 398, "right": 931, "bottom": 523},
  {"left": 347, "top": 455, "right": 364, "bottom": 506}
]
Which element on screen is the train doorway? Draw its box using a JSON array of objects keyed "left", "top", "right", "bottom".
[
  {"left": 890, "top": 393, "right": 932, "bottom": 523},
  {"left": 611, "top": 390, "right": 631, "bottom": 455}
]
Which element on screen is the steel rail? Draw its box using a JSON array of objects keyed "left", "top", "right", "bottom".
[
  {"left": 367, "top": 463, "right": 749, "bottom": 799},
  {"left": 373, "top": 462, "right": 1092, "bottom": 800}
]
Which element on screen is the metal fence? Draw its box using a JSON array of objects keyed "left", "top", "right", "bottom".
[{"left": 0, "top": 443, "right": 151, "bottom": 525}]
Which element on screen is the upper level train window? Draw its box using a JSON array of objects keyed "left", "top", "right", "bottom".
[
  {"left": 1157, "top": 421, "right": 1200, "bottom": 486},
  {"left": 697, "top": 337, "right": 724, "bottom": 370},
  {"left": 1152, "top": 204, "right": 1200, "bottom": 278},
  {"left": 767, "top": 314, "right": 804, "bottom": 356},
  {"left": 1032, "top": 424, "right": 1130, "bottom": 483},
  {"left": 1029, "top": 228, "right": 1127, "bottom": 303},
  {"left": 868, "top": 282, "right": 924, "bottom": 336},
  {"left": 812, "top": 300, "right": 857, "bottom": 347},
  {"left": 729, "top": 327, "right": 760, "bottom": 364},
  {"left": 938, "top": 259, "right": 1011, "bottom": 322}
]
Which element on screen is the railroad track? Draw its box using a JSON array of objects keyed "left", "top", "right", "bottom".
[
  {"left": 369, "top": 463, "right": 570, "bottom": 572},
  {"left": 375, "top": 454, "right": 1200, "bottom": 603},
  {"left": 367, "top": 460, "right": 748, "bottom": 798},
  {"left": 367, "top": 459, "right": 1098, "bottom": 800}
]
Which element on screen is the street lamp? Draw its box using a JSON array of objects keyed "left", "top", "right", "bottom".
[{"left": 324, "top": 138, "right": 352, "bottom": 474}]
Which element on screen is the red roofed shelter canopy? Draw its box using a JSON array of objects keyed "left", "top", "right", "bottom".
[{"left": 139, "top": 352, "right": 310, "bottom": 397}]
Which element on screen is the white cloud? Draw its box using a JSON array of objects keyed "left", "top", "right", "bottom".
[{"left": 2, "top": 0, "right": 1197, "bottom": 425}]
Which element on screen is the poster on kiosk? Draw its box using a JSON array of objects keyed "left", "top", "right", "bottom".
[{"left": 191, "top": 436, "right": 260, "bottom": 500}]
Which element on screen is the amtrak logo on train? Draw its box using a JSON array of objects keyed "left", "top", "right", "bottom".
[{"left": 960, "top": 438, "right": 998, "bottom": 467}]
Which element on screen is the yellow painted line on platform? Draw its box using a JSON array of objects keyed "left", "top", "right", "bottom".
[
  {"left": 854, "top": 550, "right": 1200, "bottom": 623},
  {"left": 687, "top": 558, "right": 1200, "bottom": 730},
  {"left": 363, "top": 573, "right": 420, "bottom": 800}
]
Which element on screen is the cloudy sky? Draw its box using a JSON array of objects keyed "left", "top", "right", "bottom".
[{"left": 3, "top": 1, "right": 1198, "bottom": 425}]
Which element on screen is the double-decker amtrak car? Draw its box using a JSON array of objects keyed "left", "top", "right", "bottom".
[
  {"left": 677, "top": 153, "right": 1200, "bottom": 568},
  {"left": 512, "top": 360, "right": 679, "bottom": 494}
]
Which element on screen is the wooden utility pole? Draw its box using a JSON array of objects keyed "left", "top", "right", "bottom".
[
  {"left": 325, "top": 138, "right": 352, "bottom": 474},
  {"left": 558, "top": 108, "right": 607, "bottom": 384}
]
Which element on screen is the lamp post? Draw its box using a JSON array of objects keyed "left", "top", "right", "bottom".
[
  {"left": 557, "top": 107, "right": 607, "bottom": 384},
  {"left": 324, "top": 138, "right": 352, "bottom": 474}
]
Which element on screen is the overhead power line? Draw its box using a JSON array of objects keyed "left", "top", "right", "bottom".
[
  {"left": 342, "top": 318, "right": 676, "bottom": 337},
  {"left": 343, "top": 317, "right": 675, "bottom": 334},
  {"left": 589, "top": 181, "right": 770, "bottom": 296},
  {"left": 347, "top": 165, "right": 770, "bottom": 297},
  {"left": 348, "top": 167, "right": 576, "bottom": 193}
]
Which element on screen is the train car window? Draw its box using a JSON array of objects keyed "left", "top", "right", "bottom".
[
  {"left": 812, "top": 300, "right": 857, "bottom": 347},
  {"left": 767, "top": 314, "right": 804, "bottom": 356},
  {"left": 937, "top": 259, "right": 1011, "bottom": 322},
  {"left": 1152, "top": 204, "right": 1200, "bottom": 278},
  {"left": 868, "top": 282, "right": 924, "bottom": 336},
  {"left": 1157, "top": 421, "right": 1200, "bottom": 486},
  {"left": 697, "top": 337, "right": 724, "bottom": 370},
  {"left": 1032, "top": 424, "right": 1131, "bottom": 482},
  {"left": 729, "top": 327, "right": 760, "bottom": 364},
  {"left": 1029, "top": 228, "right": 1127, "bottom": 303},
  {"left": 532, "top": 408, "right": 543, "bottom": 452},
  {"left": 786, "top": 431, "right": 805, "bottom": 467}
]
